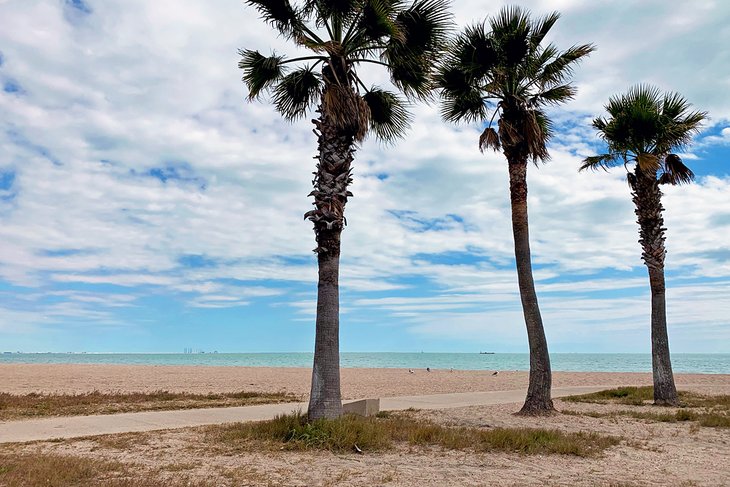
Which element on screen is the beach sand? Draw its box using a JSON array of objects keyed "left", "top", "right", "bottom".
[
  {"left": 1, "top": 363, "right": 728, "bottom": 398},
  {"left": 1, "top": 365, "right": 729, "bottom": 486}
]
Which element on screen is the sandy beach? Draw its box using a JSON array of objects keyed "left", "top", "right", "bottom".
[
  {"left": 2, "top": 365, "right": 729, "bottom": 486},
  {"left": 1, "top": 363, "right": 728, "bottom": 398}
]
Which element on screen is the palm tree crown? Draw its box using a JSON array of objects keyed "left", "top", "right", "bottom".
[
  {"left": 580, "top": 84, "right": 707, "bottom": 186},
  {"left": 240, "top": 0, "right": 452, "bottom": 142},
  {"left": 436, "top": 6, "right": 594, "bottom": 159}
]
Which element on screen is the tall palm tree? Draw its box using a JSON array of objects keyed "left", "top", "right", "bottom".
[
  {"left": 436, "top": 6, "right": 594, "bottom": 415},
  {"left": 240, "top": 0, "right": 451, "bottom": 420},
  {"left": 581, "top": 85, "right": 706, "bottom": 406}
]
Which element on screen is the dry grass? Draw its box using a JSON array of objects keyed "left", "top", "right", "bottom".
[
  {"left": 0, "top": 452, "right": 208, "bottom": 487},
  {"left": 205, "top": 412, "right": 619, "bottom": 457},
  {"left": 562, "top": 386, "right": 729, "bottom": 428},
  {"left": 0, "top": 390, "right": 298, "bottom": 420}
]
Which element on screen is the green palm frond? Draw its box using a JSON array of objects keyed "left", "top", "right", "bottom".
[
  {"left": 437, "top": 6, "right": 592, "bottom": 163},
  {"left": 528, "top": 11, "right": 560, "bottom": 51},
  {"left": 239, "top": 50, "right": 286, "bottom": 100},
  {"left": 538, "top": 43, "right": 595, "bottom": 87},
  {"left": 362, "top": 87, "right": 412, "bottom": 141},
  {"left": 272, "top": 67, "right": 323, "bottom": 120},
  {"left": 586, "top": 85, "right": 707, "bottom": 181},
  {"left": 355, "top": 0, "right": 401, "bottom": 42},
  {"left": 456, "top": 23, "right": 497, "bottom": 80},
  {"left": 243, "top": 0, "right": 453, "bottom": 143},
  {"left": 394, "top": 0, "right": 452, "bottom": 56},
  {"left": 303, "top": 0, "right": 360, "bottom": 30},
  {"left": 440, "top": 85, "right": 487, "bottom": 123},
  {"left": 489, "top": 5, "right": 530, "bottom": 66},
  {"left": 381, "top": 56, "right": 427, "bottom": 98},
  {"left": 245, "top": 0, "right": 302, "bottom": 38},
  {"left": 433, "top": 65, "right": 474, "bottom": 99},
  {"left": 532, "top": 84, "right": 575, "bottom": 106},
  {"left": 383, "top": 0, "right": 453, "bottom": 99},
  {"left": 579, "top": 153, "right": 618, "bottom": 172}
]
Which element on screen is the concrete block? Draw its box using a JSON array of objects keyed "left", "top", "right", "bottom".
[{"left": 343, "top": 398, "right": 380, "bottom": 417}]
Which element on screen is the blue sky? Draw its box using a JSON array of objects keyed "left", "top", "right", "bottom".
[{"left": 0, "top": 0, "right": 729, "bottom": 353}]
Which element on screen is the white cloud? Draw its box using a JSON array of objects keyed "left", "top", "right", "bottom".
[{"left": 0, "top": 0, "right": 728, "bottom": 350}]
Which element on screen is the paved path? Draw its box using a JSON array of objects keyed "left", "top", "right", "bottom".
[{"left": 0, "top": 386, "right": 606, "bottom": 444}]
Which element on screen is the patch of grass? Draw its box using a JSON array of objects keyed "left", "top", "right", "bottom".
[
  {"left": 562, "top": 386, "right": 729, "bottom": 429},
  {"left": 561, "top": 408, "right": 729, "bottom": 428},
  {"left": 564, "top": 386, "right": 730, "bottom": 410},
  {"left": 206, "top": 412, "right": 619, "bottom": 457},
  {"left": 0, "top": 452, "right": 215, "bottom": 487},
  {"left": 0, "top": 452, "right": 123, "bottom": 487},
  {"left": 697, "top": 414, "right": 730, "bottom": 428},
  {"left": 0, "top": 390, "right": 299, "bottom": 420},
  {"left": 209, "top": 412, "right": 393, "bottom": 452},
  {"left": 563, "top": 386, "right": 655, "bottom": 405}
]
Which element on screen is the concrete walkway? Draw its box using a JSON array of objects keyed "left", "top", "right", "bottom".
[{"left": 0, "top": 386, "right": 606, "bottom": 444}]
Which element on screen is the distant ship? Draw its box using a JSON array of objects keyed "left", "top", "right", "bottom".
[{"left": 479, "top": 351, "right": 495, "bottom": 354}]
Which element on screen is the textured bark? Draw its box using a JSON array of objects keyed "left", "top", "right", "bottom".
[
  {"left": 501, "top": 109, "right": 553, "bottom": 415},
  {"left": 305, "top": 68, "right": 357, "bottom": 420},
  {"left": 308, "top": 225, "right": 344, "bottom": 420},
  {"left": 632, "top": 169, "right": 678, "bottom": 406}
]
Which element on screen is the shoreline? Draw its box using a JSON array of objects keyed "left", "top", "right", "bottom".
[{"left": 2, "top": 364, "right": 728, "bottom": 399}]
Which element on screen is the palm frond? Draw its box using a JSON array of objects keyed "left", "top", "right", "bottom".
[
  {"left": 362, "top": 87, "right": 412, "bottom": 142},
  {"left": 434, "top": 65, "right": 473, "bottom": 99},
  {"left": 386, "top": 56, "right": 431, "bottom": 99},
  {"left": 322, "top": 84, "right": 371, "bottom": 141},
  {"left": 579, "top": 153, "right": 618, "bottom": 172},
  {"left": 479, "top": 126, "right": 500, "bottom": 152},
  {"left": 659, "top": 153, "right": 695, "bottom": 185},
  {"left": 524, "top": 109, "right": 551, "bottom": 162},
  {"left": 538, "top": 43, "right": 595, "bottom": 87},
  {"left": 532, "top": 84, "right": 576, "bottom": 106},
  {"left": 440, "top": 86, "right": 487, "bottom": 123},
  {"left": 394, "top": 0, "right": 453, "bottom": 56},
  {"left": 304, "top": 0, "right": 360, "bottom": 29},
  {"left": 382, "top": 0, "right": 453, "bottom": 99},
  {"left": 239, "top": 49, "right": 286, "bottom": 100},
  {"left": 355, "top": 0, "right": 400, "bottom": 43},
  {"left": 659, "top": 92, "right": 707, "bottom": 152},
  {"left": 529, "top": 11, "right": 560, "bottom": 51},
  {"left": 456, "top": 23, "right": 497, "bottom": 80},
  {"left": 245, "top": 0, "right": 302, "bottom": 38},
  {"left": 489, "top": 5, "right": 530, "bottom": 66},
  {"left": 636, "top": 153, "right": 661, "bottom": 173},
  {"left": 272, "top": 67, "right": 323, "bottom": 120}
]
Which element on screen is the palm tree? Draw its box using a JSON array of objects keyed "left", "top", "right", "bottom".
[
  {"left": 436, "top": 6, "right": 594, "bottom": 415},
  {"left": 581, "top": 85, "right": 706, "bottom": 406},
  {"left": 240, "top": 0, "right": 451, "bottom": 420}
]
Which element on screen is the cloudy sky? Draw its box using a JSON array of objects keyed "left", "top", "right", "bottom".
[{"left": 1, "top": 0, "right": 728, "bottom": 354}]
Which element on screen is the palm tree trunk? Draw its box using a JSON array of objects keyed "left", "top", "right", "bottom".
[
  {"left": 508, "top": 160, "right": 554, "bottom": 415},
  {"left": 632, "top": 170, "right": 678, "bottom": 406},
  {"left": 309, "top": 225, "right": 344, "bottom": 420},
  {"left": 306, "top": 102, "right": 355, "bottom": 420}
]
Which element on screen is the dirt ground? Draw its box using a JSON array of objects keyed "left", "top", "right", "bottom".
[
  {"left": 1, "top": 366, "right": 728, "bottom": 486},
  {"left": 2, "top": 398, "right": 729, "bottom": 487}
]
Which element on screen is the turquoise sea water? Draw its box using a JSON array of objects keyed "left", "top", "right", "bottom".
[{"left": 1, "top": 353, "right": 728, "bottom": 374}]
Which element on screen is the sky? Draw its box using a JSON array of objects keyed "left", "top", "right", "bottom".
[{"left": 0, "top": 0, "right": 729, "bottom": 354}]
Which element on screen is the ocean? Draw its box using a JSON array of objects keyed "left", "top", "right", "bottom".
[{"left": 1, "top": 352, "right": 728, "bottom": 374}]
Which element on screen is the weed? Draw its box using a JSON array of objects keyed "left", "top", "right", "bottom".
[{"left": 206, "top": 412, "right": 619, "bottom": 457}]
